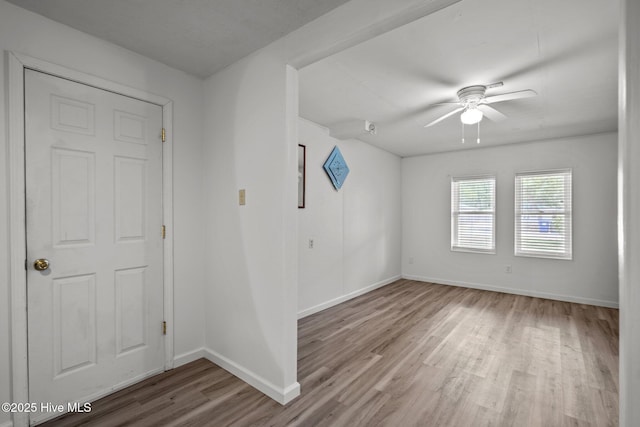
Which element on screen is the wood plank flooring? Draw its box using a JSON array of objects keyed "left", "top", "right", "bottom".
[{"left": 43, "top": 280, "right": 619, "bottom": 426}]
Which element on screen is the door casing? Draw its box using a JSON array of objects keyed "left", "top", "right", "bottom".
[{"left": 7, "top": 51, "right": 175, "bottom": 427}]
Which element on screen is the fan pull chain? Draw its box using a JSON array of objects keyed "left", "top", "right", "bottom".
[
  {"left": 461, "top": 122, "right": 465, "bottom": 143},
  {"left": 477, "top": 121, "right": 481, "bottom": 144}
]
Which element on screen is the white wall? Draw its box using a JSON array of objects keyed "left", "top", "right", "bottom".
[
  {"left": 402, "top": 133, "right": 618, "bottom": 307},
  {"left": 619, "top": 1, "right": 640, "bottom": 424},
  {"left": 0, "top": 2, "right": 206, "bottom": 424},
  {"left": 298, "top": 119, "right": 402, "bottom": 316},
  {"left": 202, "top": 46, "right": 300, "bottom": 403}
]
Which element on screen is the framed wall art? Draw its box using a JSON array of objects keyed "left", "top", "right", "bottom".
[
  {"left": 298, "top": 144, "right": 306, "bottom": 208},
  {"left": 323, "top": 146, "right": 349, "bottom": 190}
]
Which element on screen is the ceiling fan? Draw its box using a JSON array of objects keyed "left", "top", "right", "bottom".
[{"left": 424, "top": 82, "right": 537, "bottom": 128}]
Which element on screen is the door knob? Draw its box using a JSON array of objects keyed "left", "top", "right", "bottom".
[{"left": 33, "top": 259, "right": 50, "bottom": 271}]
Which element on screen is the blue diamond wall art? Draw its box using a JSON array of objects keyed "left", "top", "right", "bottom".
[{"left": 323, "top": 146, "right": 350, "bottom": 190}]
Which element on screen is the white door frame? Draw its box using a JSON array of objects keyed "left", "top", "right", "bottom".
[{"left": 7, "top": 51, "right": 175, "bottom": 427}]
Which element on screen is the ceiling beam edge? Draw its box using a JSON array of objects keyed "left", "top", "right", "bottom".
[{"left": 284, "top": 0, "right": 461, "bottom": 69}]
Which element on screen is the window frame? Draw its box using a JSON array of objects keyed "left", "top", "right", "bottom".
[
  {"left": 450, "top": 174, "right": 497, "bottom": 255},
  {"left": 514, "top": 169, "right": 572, "bottom": 260}
]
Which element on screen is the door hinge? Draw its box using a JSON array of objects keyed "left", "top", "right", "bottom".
[
  {"left": 161, "top": 128, "right": 166, "bottom": 143},
  {"left": 162, "top": 225, "right": 166, "bottom": 239},
  {"left": 162, "top": 321, "right": 167, "bottom": 335}
]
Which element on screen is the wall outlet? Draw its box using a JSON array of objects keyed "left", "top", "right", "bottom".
[
  {"left": 239, "top": 189, "right": 246, "bottom": 205},
  {"left": 505, "top": 265, "right": 512, "bottom": 273},
  {"left": 308, "top": 239, "right": 314, "bottom": 249}
]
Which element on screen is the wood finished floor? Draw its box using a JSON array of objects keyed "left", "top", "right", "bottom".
[{"left": 43, "top": 280, "right": 619, "bottom": 427}]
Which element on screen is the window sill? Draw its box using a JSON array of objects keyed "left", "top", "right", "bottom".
[
  {"left": 515, "top": 252, "right": 572, "bottom": 260},
  {"left": 451, "top": 247, "right": 496, "bottom": 255}
]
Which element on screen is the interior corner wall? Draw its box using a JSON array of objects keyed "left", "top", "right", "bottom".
[
  {"left": 297, "top": 119, "right": 402, "bottom": 317},
  {"left": 0, "top": 1, "right": 206, "bottom": 423},
  {"left": 202, "top": 43, "right": 299, "bottom": 403},
  {"left": 402, "top": 132, "right": 619, "bottom": 307},
  {"left": 620, "top": 1, "right": 640, "bottom": 424}
]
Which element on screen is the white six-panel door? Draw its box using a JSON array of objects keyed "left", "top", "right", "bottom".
[{"left": 25, "top": 69, "right": 164, "bottom": 424}]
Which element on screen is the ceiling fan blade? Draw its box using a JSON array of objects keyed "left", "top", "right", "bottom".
[
  {"left": 424, "top": 107, "right": 464, "bottom": 128},
  {"left": 485, "top": 81, "right": 504, "bottom": 90},
  {"left": 483, "top": 89, "right": 537, "bottom": 104},
  {"left": 429, "top": 101, "right": 461, "bottom": 106},
  {"left": 478, "top": 105, "right": 507, "bottom": 122}
]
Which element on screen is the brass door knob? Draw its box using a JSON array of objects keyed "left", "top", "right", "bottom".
[{"left": 33, "top": 259, "right": 50, "bottom": 271}]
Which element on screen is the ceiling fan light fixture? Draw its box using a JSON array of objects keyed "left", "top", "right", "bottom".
[{"left": 460, "top": 107, "right": 483, "bottom": 125}]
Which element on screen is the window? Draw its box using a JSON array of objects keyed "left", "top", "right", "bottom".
[
  {"left": 451, "top": 175, "right": 496, "bottom": 253},
  {"left": 515, "top": 169, "right": 572, "bottom": 259}
]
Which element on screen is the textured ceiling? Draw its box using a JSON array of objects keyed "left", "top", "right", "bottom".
[
  {"left": 6, "top": 0, "right": 351, "bottom": 78},
  {"left": 299, "top": 0, "right": 619, "bottom": 157},
  {"left": 7, "top": 0, "right": 618, "bottom": 157}
]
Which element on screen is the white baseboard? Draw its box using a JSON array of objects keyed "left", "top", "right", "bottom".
[
  {"left": 203, "top": 348, "right": 300, "bottom": 405},
  {"left": 297, "top": 275, "right": 402, "bottom": 319},
  {"left": 402, "top": 275, "right": 619, "bottom": 308},
  {"left": 175, "top": 347, "right": 301, "bottom": 405},
  {"left": 174, "top": 347, "right": 207, "bottom": 368}
]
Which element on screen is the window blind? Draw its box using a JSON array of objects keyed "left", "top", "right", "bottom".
[
  {"left": 451, "top": 176, "right": 496, "bottom": 253},
  {"left": 515, "top": 170, "right": 572, "bottom": 259}
]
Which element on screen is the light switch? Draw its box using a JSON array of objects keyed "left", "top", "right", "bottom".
[{"left": 239, "top": 189, "right": 246, "bottom": 205}]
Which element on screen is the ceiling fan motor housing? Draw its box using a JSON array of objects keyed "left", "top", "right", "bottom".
[{"left": 457, "top": 85, "right": 487, "bottom": 106}]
